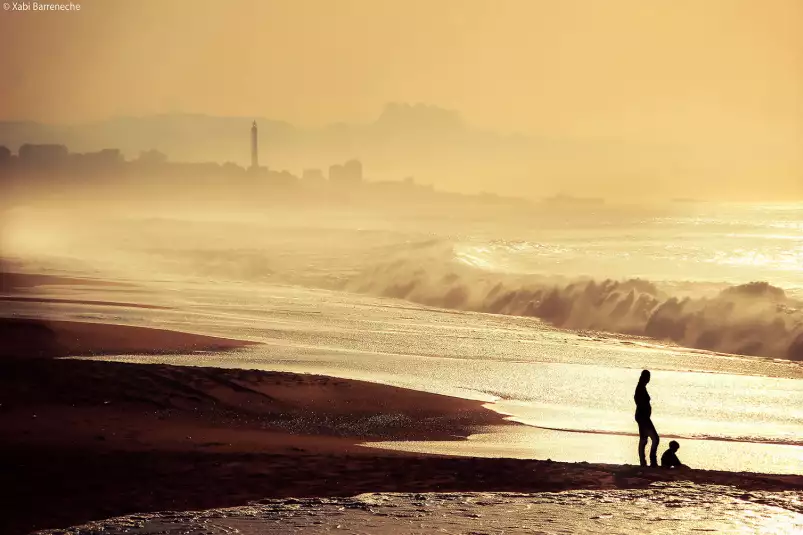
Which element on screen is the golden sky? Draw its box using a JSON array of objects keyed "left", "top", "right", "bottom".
[{"left": 1, "top": 0, "right": 801, "bottom": 197}]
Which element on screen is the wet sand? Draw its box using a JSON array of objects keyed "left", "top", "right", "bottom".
[
  {"left": 0, "top": 295, "right": 170, "bottom": 309},
  {"left": 1, "top": 316, "right": 503, "bottom": 534},
  {"left": 1, "top": 312, "right": 801, "bottom": 535},
  {"left": 0, "top": 270, "right": 134, "bottom": 292},
  {"left": 37, "top": 486, "right": 803, "bottom": 535},
  {"left": 0, "top": 317, "right": 257, "bottom": 360}
]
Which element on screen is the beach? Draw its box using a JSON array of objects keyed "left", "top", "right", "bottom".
[
  {"left": 2, "top": 311, "right": 801, "bottom": 534},
  {"left": 4, "top": 2, "right": 803, "bottom": 531},
  {"left": 2, "top": 203, "right": 803, "bottom": 534}
]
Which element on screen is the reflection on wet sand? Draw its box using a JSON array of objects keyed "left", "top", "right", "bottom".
[{"left": 35, "top": 483, "right": 803, "bottom": 535}]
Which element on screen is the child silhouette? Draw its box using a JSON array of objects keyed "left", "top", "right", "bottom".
[{"left": 660, "top": 440, "right": 686, "bottom": 469}]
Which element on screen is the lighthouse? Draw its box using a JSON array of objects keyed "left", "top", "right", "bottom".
[{"left": 250, "top": 120, "right": 258, "bottom": 170}]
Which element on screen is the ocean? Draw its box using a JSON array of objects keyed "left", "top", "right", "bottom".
[{"left": 3, "top": 200, "right": 802, "bottom": 474}]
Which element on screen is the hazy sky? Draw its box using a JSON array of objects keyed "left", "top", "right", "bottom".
[{"left": 1, "top": 0, "right": 801, "bottom": 198}]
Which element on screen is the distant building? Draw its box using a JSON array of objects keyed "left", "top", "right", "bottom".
[
  {"left": 250, "top": 120, "right": 259, "bottom": 170},
  {"left": 543, "top": 193, "right": 604, "bottom": 206},
  {"left": 302, "top": 168, "right": 325, "bottom": 184},
  {"left": 329, "top": 159, "right": 363, "bottom": 187},
  {"left": 344, "top": 159, "right": 363, "bottom": 183},
  {"left": 19, "top": 144, "right": 69, "bottom": 166},
  {"left": 136, "top": 149, "right": 168, "bottom": 165},
  {"left": 269, "top": 169, "right": 298, "bottom": 187},
  {"left": 72, "top": 148, "right": 123, "bottom": 167},
  {"left": 222, "top": 161, "right": 246, "bottom": 175},
  {"left": 328, "top": 163, "right": 345, "bottom": 183}
]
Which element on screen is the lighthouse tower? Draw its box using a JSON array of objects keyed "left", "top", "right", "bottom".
[{"left": 250, "top": 120, "right": 259, "bottom": 170}]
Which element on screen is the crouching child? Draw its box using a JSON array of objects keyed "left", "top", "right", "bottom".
[{"left": 660, "top": 440, "right": 687, "bottom": 469}]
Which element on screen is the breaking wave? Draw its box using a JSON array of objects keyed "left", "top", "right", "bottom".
[
  {"left": 116, "top": 231, "right": 803, "bottom": 363},
  {"left": 343, "top": 241, "right": 803, "bottom": 361}
]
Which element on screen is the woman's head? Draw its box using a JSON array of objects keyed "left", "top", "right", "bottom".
[{"left": 639, "top": 369, "right": 651, "bottom": 384}]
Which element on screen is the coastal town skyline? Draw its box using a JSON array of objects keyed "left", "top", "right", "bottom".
[
  {"left": 1, "top": 101, "right": 800, "bottom": 203},
  {"left": 2, "top": 1, "right": 801, "bottom": 202}
]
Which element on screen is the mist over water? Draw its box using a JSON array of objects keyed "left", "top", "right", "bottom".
[
  {"left": 3, "top": 200, "right": 802, "bottom": 470},
  {"left": 10, "top": 201, "right": 803, "bottom": 362}
]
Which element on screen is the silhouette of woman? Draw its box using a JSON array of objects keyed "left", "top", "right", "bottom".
[{"left": 634, "top": 369, "right": 659, "bottom": 467}]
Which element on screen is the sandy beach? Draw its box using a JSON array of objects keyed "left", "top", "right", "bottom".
[
  {"left": 1, "top": 309, "right": 507, "bottom": 534},
  {"left": 1, "top": 269, "right": 801, "bottom": 534},
  {"left": 1, "top": 310, "right": 801, "bottom": 535}
]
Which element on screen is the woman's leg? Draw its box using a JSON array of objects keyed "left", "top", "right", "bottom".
[
  {"left": 648, "top": 420, "right": 660, "bottom": 467},
  {"left": 637, "top": 420, "right": 648, "bottom": 466}
]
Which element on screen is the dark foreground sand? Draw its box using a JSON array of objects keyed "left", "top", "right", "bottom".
[{"left": 2, "top": 316, "right": 801, "bottom": 535}]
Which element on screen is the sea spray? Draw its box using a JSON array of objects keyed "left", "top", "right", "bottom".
[{"left": 344, "top": 248, "right": 803, "bottom": 361}]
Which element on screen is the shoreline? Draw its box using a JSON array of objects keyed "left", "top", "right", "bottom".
[
  {"left": 0, "top": 317, "right": 259, "bottom": 360},
  {"left": 2, "top": 315, "right": 802, "bottom": 534},
  {"left": 1, "top": 316, "right": 507, "bottom": 534},
  {"left": 499, "top": 420, "right": 803, "bottom": 448}
]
